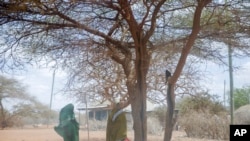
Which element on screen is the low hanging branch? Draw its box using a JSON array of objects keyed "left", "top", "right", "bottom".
[{"left": 164, "top": 1, "right": 212, "bottom": 141}]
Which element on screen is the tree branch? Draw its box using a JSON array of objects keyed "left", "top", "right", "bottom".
[{"left": 169, "top": 0, "right": 212, "bottom": 84}]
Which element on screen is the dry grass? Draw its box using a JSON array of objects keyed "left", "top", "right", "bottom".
[
  {"left": 234, "top": 104, "right": 250, "bottom": 124},
  {"left": 179, "top": 111, "right": 229, "bottom": 140},
  {"left": 0, "top": 126, "right": 228, "bottom": 141}
]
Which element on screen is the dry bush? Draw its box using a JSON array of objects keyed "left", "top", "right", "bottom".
[
  {"left": 86, "top": 120, "right": 107, "bottom": 131},
  {"left": 179, "top": 110, "right": 229, "bottom": 140},
  {"left": 84, "top": 117, "right": 162, "bottom": 136},
  {"left": 234, "top": 104, "right": 250, "bottom": 124},
  {"left": 147, "top": 117, "right": 163, "bottom": 135},
  {"left": 85, "top": 119, "right": 133, "bottom": 132}
]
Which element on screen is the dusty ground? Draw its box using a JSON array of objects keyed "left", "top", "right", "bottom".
[{"left": 0, "top": 126, "right": 228, "bottom": 141}]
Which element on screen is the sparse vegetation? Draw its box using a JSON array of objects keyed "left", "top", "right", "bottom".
[
  {"left": 178, "top": 93, "right": 226, "bottom": 115},
  {"left": 179, "top": 110, "right": 229, "bottom": 140},
  {"left": 147, "top": 116, "right": 163, "bottom": 135},
  {"left": 0, "top": 75, "right": 57, "bottom": 129},
  {"left": 152, "top": 106, "right": 167, "bottom": 127},
  {"left": 234, "top": 104, "right": 250, "bottom": 125},
  {"left": 177, "top": 93, "right": 229, "bottom": 140},
  {"left": 79, "top": 115, "right": 162, "bottom": 136}
]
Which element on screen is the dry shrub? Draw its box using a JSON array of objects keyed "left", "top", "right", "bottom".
[
  {"left": 86, "top": 119, "right": 133, "bottom": 132},
  {"left": 87, "top": 120, "right": 107, "bottom": 131},
  {"left": 85, "top": 117, "right": 163, "bottom": 135},
  {"left": 179, "top": 110, "right": 229, "bottom": 140},
  {"left": 147, "top": 117, "right": 163, "bottom": 135},
  {"left": 234, "top": 104, "right": 250, "bottom": 124}
]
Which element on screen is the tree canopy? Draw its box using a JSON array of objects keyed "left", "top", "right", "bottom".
[
  {"left": 0, "top": 75, "right": 53, "bottom": 129},
  {"left": 234, "top": 86, "right": 250, "bottom": 110},
  {"left": 0, "top": 0, "right": 250, "bottom": 140}
]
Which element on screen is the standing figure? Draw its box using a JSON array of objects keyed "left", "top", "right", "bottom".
[
  {"left": 54, "top": 103, "right": 79, "bottom": 141},
  {"left": 106, "top": 101, "right": 129, "bottom": 141}
]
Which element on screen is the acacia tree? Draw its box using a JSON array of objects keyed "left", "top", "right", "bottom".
[
  {"left": 1, "top": 0, "right": 249, "bottom": 140},
  {"left": 0, "top": 75, "right": 52, "bottom": 129},
  {"left": 0, "top": 75, "right": 28, "bottom": 129}
]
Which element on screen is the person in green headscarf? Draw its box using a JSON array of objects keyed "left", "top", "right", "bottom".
[
  {"left": 54, "top": 103, "right": 79, "bottom": 141},
  {"left": 106, "top": 100, "right": 129, "bottom": 141}
]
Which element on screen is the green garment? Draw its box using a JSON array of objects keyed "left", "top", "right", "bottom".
[
  {"left": 54, "top": 103, "right": 79, "bottom": 141},
  {"left": 106, "top": 106, "right": 127, "bottom": 141}
]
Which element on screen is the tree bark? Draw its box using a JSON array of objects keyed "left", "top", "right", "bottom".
[
  {"left": 0, "top": 99, "right": 6, "bottom": 129},
  {"left": 131, "top": 42, "right": 149, "bottom": 141},
  {"left": 130, "top": 87, "right": 147, "bottom": 141},
  {"left": 117, "top": 1, "right": 151, "bottom": 140}
]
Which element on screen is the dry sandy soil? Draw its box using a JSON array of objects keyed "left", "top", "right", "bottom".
[{"left": 0, "top": 126, "right": 228, "bottom": 141}]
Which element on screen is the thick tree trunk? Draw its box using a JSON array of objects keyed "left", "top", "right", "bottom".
[
  {"left": 131, "top": 89, "right": 147, "bottom": 141},
  {"left": 127, "top": 70, "right": 148, "bottom": 141},
  {"left": 128, "top": 42, "right": 149, "bottom": 141}
]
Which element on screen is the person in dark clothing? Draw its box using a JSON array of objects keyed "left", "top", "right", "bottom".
[{"left": 54, "top": 103, "right": 79, "bottom": 141}]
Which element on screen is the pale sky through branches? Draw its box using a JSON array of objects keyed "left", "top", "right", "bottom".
[
  {"left": 3, "top": 56, "right": 250, "bottom": 111},
  {"left": 200, "top": 56, "right": 250, "bottom": 105},
  {"left": 6, "top": 67, "right": 75, "bottom": 111}
]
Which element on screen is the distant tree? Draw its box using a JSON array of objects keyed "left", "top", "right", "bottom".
[
  {"left": 0, "top": 75, "right": 52, "bottom": 129},
  {"left": 177, "top": 92, "right": 226, "bottom": 115},
  {"left": 234, "top": 86, "right": 250, "bottom": 110},
  {"left": 177, "top": 92, "right": 229, "bottom": 139},
  {"left": 153, "top": 106, "right": 167, "bottom": 127}
]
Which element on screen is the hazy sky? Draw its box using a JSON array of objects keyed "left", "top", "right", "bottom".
[
  {"left": 4, "top": 55, "right": 250, "bottom": 111},
  {"left": 200, "top": 56, "right": 250, "bottom": 103},
  {"left": 7, "top": 67, "right": 75, "bottom": 111}
]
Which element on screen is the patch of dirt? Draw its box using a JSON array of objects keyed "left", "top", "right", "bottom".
[{"left": 0, "top": 127, "right": 227, "bottom": 141}]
